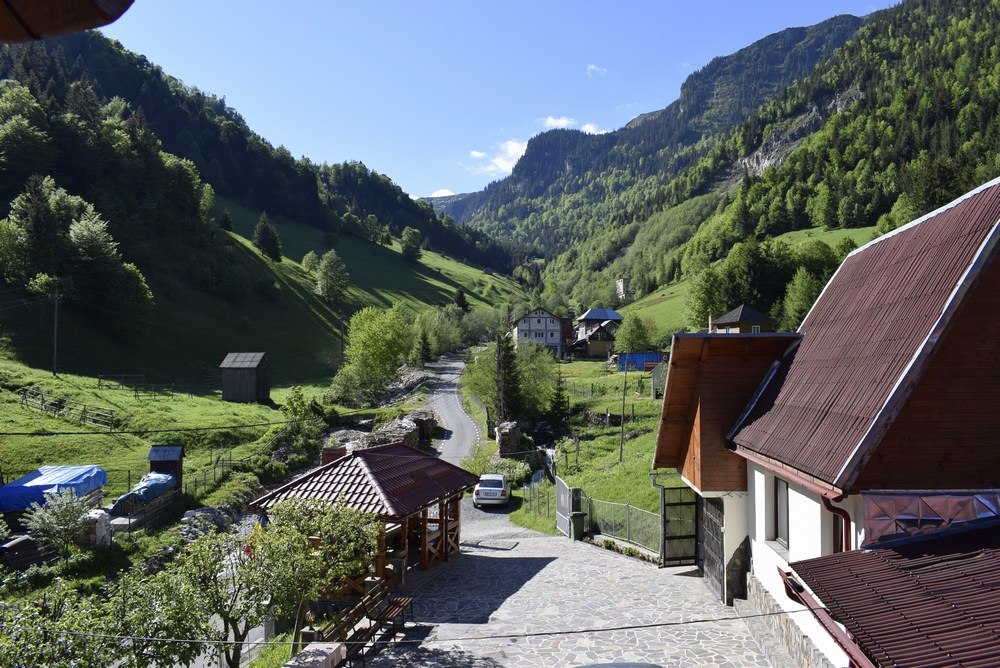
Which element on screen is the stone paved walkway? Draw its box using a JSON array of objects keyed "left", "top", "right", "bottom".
[{"left": 369, "top": 504, "right": 772, "bottom": 667}]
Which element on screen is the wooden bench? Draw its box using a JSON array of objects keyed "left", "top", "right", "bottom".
[{"left": 325, "top": 580, "right": 413, "bottom": 667}]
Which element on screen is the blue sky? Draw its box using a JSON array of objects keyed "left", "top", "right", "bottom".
[{"left": 101, "top": 1, "right": 897, "bottom": 199}]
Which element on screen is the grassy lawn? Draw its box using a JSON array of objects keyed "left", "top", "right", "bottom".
[
  {"left": 622, "top": 278, "right": 690, "bottom": 337},
  {"left": 488, "top": 359, "right": 678, "bottom": 537},
  {"left": 772, "top": 224, "right": 879, "bottom": 248}
]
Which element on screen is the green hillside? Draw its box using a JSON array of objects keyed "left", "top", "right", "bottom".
[
  {"left": 0, "top": 198, "right": 523, "bottom": 386},
  {"left": 623, "top": 225, "right": 876, "bottom": 336}
]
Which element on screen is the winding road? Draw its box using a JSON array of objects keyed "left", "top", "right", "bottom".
[{"left": 426, "top": 354, "right": 481, "bottom": 465}]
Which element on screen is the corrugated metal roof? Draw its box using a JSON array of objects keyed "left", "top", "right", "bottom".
[
  {"left": 249, "top": 443, "right": 479, "bottom": 519},
  {"left": 731, "top": 178, "right": 1000, "bottom": 487},
  {"left": 576, "top": 308, "right": 623, "bottom": 322},
  {"left": 792, "top": 523, "right": 1000, "bottom": 668},
  {"left": 712, "top": 304, "right": 773, "bottom": 325},
  {"left": 148, "top": 445, "right": 183, "bottom": 462},
  {"left": 219, "top": 352, "right": 267, "bottom": 369}
]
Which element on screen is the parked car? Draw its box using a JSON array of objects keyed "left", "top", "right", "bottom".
[{"left": 472, "top": 473, "right": 510, "bottom": 508}]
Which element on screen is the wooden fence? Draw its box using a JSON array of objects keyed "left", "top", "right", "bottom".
[{"left": 16, "top": 387, "right": 116, "bottom": 430}]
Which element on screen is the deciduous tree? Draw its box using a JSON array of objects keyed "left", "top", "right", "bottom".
[
  {"left": 401, "top": 226, "right": 423, "bottom": 261},
  {"left": 314, "top": 249, "right": 349, "bottom": 303},
  {"left": 23, "top": 488, "right": 91, "bottom": 559}
]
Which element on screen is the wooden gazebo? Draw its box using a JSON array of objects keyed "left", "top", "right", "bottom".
[{"left": 249, "top": 443, "right": 478, "bottom": 580}]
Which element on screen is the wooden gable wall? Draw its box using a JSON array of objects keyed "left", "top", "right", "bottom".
[
  {"left": 854, "top": 252, "right": 1000, "bottom": 490},
  {"left": 655, "top": 335, "right": 796, "bottom": 494}
]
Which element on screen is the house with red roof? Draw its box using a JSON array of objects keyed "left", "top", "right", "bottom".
[{"left": 654, "top": 176, "right": 1000, "bottom": 666}]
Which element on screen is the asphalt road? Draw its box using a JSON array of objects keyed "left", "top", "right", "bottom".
[{"left": 426, "top": 354, "right": 481, "bottom": 466}]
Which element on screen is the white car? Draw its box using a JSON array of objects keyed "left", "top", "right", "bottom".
[{"left": 472, "top": 473, "right": 511, "bottom": 508}]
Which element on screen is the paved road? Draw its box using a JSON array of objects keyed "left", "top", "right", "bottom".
[
  {"left": 426, "top": 355, "right": 480, "bottom": 465},
  {"left": 371, "top": 508, "right": 772, "bottom": 668},
  {"left": 368, "top": 359, "right": 773, "bottom": 667}
]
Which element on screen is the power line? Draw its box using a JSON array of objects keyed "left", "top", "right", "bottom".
[
  {"left": 0, "top": 419, "right": 297, "bottom": 437},
  {"left": 0, "top": 605, "right": 825, "bottom": 649}
]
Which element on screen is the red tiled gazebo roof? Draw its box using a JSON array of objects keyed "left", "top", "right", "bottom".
[{"left": 249, "top": 443, "right": 478, "bottom": 519}]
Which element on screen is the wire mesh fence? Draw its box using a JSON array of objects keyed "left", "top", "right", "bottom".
[
  {"left": 519, "top": 477, "right": 556, "bottom": 520},
  {"left": 581, "top": 494, "right": 661, "bottom": 554}
]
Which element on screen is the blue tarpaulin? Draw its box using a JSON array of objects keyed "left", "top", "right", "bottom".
[
  {"left": 0, "top": 465, "right": 107, "bottom": 512},
  {"left": 109, "top": 472, "right": 175, "bottom": 514}
]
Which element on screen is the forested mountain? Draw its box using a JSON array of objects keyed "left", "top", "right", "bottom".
[
  {"left": 538, "top": 0, "right": 1000, "bottom": 327},
  {"left": 0, "top": 31, "right": 522, "bottom": 271},
  {"left": 428, "top": 14, "right": 866, "bottom": 253}
]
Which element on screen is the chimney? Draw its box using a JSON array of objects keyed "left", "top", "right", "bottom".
[{"left": 321, "top": 446, "right": 347, "bottom": 465}]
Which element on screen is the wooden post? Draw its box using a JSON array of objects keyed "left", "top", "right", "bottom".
[
  {"left": 420, "top": 508, "right": 429, "bottom": 570},
  {"left": 376, "top": 524, "right": 387, "bottom": 578},
  {"left": 440, "top": 499, "right": 449, "bottom": 561},
  {"left": 453, "top": 496, "right": 461, "bottom": 555}
]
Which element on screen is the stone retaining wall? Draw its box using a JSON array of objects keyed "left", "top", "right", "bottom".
[{"left": 745, "top": 574, "right": 834, "bottom": 668}]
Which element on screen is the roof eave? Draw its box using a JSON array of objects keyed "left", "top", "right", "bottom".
[{"left": 731, "top": 446, "right": 845, "bottom": 500}]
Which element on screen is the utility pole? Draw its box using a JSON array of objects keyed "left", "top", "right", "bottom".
[
  {"left": 619, "top": 353, "right": 628, "bottom": 463},
  {"left": 52, "top": 282, "right": 60, "bottom": 377}
]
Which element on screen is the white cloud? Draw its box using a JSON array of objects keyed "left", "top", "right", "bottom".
[
  {"left": 431, "top": 188, "right": 455, "bottom": 197},
  {"left": 542, "top": 115, "right": 577, "bottom": 129},
  {"left": 581, "top": 123, "right": 609, "bottom": 135},
  {"left": 587, "top": 64, "right": 608, "bottom": 78},
  {"left": 681, "top": 61, "right": 691, "bottom": 69},
  {"left": 462, "top": 139, "right": 528, "bottom": 177}
]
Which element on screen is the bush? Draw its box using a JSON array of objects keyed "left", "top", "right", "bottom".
[{"left": 461, "top": 445, "right": 532, "bottom": 486}]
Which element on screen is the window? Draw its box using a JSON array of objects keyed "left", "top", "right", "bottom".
[
  {"left": 549, "top": 332, "right": 555, "bottom": 337},
  {"left": 725, "top": 326, "right": 732, "bottom": 333},
  {"left": 537, "top": 318, "right": 542, "bottom": 324},
  {"left": 752, "top": 325, "right": 761, "bottom": 333},
  {"left": 774, "top": 478, "right": 789, "bottom": 547},
  {"left": 522, "top": 332, "right": 528, "bottom": 337}
]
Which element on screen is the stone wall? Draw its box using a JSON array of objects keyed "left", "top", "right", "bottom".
[
  {"left": 496, "top": 421, "right": 520, "bottom": 456},
  {"left": 745, "top": 574, "right": 835, "bottom": 668}
]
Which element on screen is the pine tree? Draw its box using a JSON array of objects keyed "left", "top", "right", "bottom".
[
  {"left": 252, "top": 212, "right": 282, "bottom": 261},
  {"left": 217, "top": 208, "right": 233, "bottom": 231},
  {"left": 453, "top": 288, "right": 470, "bottom": 313}
]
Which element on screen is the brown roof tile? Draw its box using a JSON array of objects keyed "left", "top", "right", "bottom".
[
  {"left": 792, "top": 523, "right": 1000, "bottom": 668},
  {"left": 249, "top": 443, "right": 479, "bottom": 519},
  {"left": 730, "top": 179, "right": 1000, "bottom": 487}
]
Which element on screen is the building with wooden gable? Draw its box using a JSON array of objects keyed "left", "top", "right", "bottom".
[
  {"left": 569, "top": 307, "right": 623, "bottom": 358},
  {"left": 653, "top": 176, "right": 1000, "bottom": 666},
  {"left": 707, "top": 304, "right": 774, "bottom": 333},
  {"left": 249, "top": 443, "right": 478, "bottom": 579},
  {"left": 219, "top": 352, "right": 270, "bottom": 403}
]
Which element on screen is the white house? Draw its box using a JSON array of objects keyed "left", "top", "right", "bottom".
[
  {"left": 655, "top": 176, "right": 1000, "bottom": 667},
  {"left": 512, "top": 308, "right": 566, "bottom": 356}
]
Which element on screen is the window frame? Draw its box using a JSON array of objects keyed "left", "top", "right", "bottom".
[{"left": 774, "top": 477, "right": 789, "bottom": 548}]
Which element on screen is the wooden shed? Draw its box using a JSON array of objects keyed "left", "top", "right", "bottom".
[
  {"left": 219, "top": 352, "right": 270, "bottom": 403},
  {"left": 148, "top": 445, "right": 184, "bottom": 490}
]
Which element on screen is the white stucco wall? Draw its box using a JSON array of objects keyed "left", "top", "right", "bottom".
[
  {"left": 722, "top": 493, "right": 747, "bottom": 565},
  {"left": 747, "top": 463, "right": 849, "bottom": 667}
]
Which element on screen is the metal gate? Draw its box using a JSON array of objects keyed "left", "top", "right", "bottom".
[
  {"left": 555, "top": 476, "right": 571, "bottom": 536},
  {"left": 662, "top": 485, "right": 698, "bottom": 566},
  {"left": 702, "top": 497, "right": 725, "bottom": 601}
]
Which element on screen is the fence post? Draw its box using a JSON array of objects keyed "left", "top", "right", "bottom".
[{"left": 626, "top": 504, "right": 631, "bottom": 544}]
